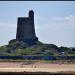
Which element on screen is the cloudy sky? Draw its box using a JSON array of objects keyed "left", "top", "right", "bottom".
[{"left": 0, "top": 1, "right": 75, "bottom": 47}]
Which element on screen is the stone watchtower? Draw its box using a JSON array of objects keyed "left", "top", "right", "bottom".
[{"left": 16, "top": 10, "right": 38, "bottom": 45}]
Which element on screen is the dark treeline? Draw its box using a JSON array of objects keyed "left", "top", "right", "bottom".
[{"left": 0, "top": 55, "right": 75, "bottom": 60}]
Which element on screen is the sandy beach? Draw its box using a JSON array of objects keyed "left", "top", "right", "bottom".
[{"left": 0, "top": 62, "right": 75, "bottom": 73}]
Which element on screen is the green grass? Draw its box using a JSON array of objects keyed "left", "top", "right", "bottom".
[{"left": 0, "top": 41, "right": 75, "bottom": 56}]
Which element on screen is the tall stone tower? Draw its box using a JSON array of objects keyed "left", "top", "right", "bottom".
[{"left": 16, "top": 10, "right": 38, "bottom": 45}]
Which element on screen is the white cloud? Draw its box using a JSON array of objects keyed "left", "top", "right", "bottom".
[
  {"left": 51, "top": 15, "right": 75, "bottom": 27},
  {"left": 36, "top": 15, "right": 75, "bottom": 30}
]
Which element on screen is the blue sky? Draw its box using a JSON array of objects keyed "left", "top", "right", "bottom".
[{"left": 0, "top": 1, "right": 75, "bottom": 47}]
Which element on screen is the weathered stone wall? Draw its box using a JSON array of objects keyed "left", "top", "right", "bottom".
[{"left": 16, "top": 10, "right": 38, "bottom": 45}]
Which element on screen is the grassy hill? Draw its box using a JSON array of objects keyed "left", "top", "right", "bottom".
[{"left": 0, "top": 40, "right": 75, "bottom": 56}]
